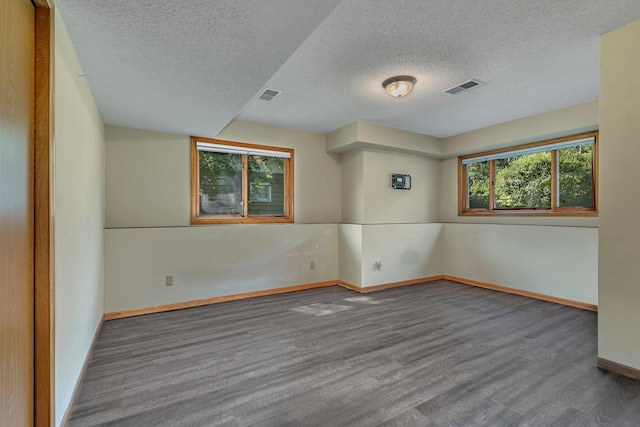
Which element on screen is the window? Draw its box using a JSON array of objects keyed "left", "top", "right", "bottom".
[
  {"left": 250, "top": 182, "right": 272, "bottom": 203},
  {"left": 191, "top": 136, "right": 293, "bottom": 224},
  {"left": 458, "top": 131, "right": 598, "bottom": 216}
]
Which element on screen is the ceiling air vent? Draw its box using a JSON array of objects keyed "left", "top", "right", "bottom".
[
  {"left": 445, "top": 79, "right": 483, "bottom": 95},
  {"left": 258, "top": 89, "right": 281, "bottom": 101}
]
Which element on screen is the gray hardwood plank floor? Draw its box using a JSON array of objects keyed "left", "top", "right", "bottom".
[{"left": 69, "top": 280, "right": 640, "bottom": 426}]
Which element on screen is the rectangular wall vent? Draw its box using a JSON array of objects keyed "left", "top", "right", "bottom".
[
  {"left": 445, "top": 79, "right": 483, "bottom": 95},
  {"left": 258, "top": 89, "right": 281, "bottom": 101}
]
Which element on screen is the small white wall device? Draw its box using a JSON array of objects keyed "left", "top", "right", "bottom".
[{"left": 392, "top": 173, "right": 411, "bottom": 190}]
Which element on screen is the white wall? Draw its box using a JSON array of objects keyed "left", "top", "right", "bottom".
[
  {"left": 361, "top": 224, "right": 443, "bottom": 287},
  {"left": 105, "top": 224, "right": 338, "bottom": 312},
  {"left": 354, "top": 147, "right": 442, "bottom": 288},
  {"left": 598, "top": 18, "right": 640, "bottom": 370},
  {"left": 104, "top": 121, "right": 342, "bottom": 313},
  {"left": 105, "top": 119, "right": 446, "bottom": 300},
  {"left": 338, "top": 224, "right": 362, "bottom": 286},
  {"left": 54, "top": 12, "right": 105, "bottom": 427},
  {"left": 338, "top": 223, "right": 444, "bottom": 289},
  {"left": 438, "top": 100, "right": 599, "bottom": 306},
  {"left": 104, "top": 102, "right": 600, "bottom": 309},
  {"left": 337, "top": 136, "right": 442, "bottom": 287},
  {"left": 443, "top": 223, "right": 598, "bottom": 305}
]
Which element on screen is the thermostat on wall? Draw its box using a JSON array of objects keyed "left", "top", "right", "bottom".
[{"left": 392, "top": 173, "right": 411, "bottom": 190}]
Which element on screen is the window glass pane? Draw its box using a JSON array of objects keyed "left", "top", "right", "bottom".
[
  {"left": 495, "top": 151, "right": 551, "bottom": 209},
  {"left": 248, "top": 156, "right": 285, "bottom": 216},
  {"left": 558, "top": 144, "right": 593, "bottom": 207},
  {"left": 199, "top": 151, "right": 243, "bottom": 216},
  {"left": 467, "top": 161, "right": 490, "bottom": 209}
]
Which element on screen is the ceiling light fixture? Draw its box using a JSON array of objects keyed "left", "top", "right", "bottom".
[{"left": 382, "top": 75, "right": 417, "bottom": 98}]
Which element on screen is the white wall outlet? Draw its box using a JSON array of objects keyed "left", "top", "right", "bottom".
[
  {"left": 376, "top": 261, "right": 382, "bottom": 271},
  {"left": 310, "top": 261, "right": 316, "bottom": 270},
  {"left": 166, "top": 275, "right": 174, "bottom": 286}
]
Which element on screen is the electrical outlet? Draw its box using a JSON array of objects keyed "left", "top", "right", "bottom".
[
  {"left": 310, "top": 261, "right": 315, "bottom": 270},
  {"left": 166, "top": 275, "right": 174, "bottom": 286},
  {"left": 376, "top": 261, "right": 382, "bottom": 271}
]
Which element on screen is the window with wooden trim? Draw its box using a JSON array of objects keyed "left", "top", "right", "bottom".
[
  {"left": 191, "top": 136, "right": 294, "bottom": 224},
  {"left": 458, "top": 131, "right": 598, "bottom": 216}
]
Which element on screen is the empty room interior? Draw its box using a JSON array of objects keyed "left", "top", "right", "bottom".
[{"left": 4, "top": 0, "right": 640, "bottom": 426}]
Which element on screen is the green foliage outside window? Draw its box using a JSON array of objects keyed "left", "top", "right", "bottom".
[
  {"left": 468, "top": 161, "right": 490, "bottom": 209},
  {"left": 466, "top": 143, "right": 594, "bottom": 211},
  {"left": 558, "top": 145, "right": 593, "bottom": 207},
  {"left": 199, "top": 151, "right": 242, "bottom": 197},
  {"left": 495, "top": 152, "right": 552, "bottom": 209}
]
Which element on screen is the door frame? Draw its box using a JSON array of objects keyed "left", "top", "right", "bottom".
[{"left": 33, "top": 0, "right": 54, "bottom": 425}]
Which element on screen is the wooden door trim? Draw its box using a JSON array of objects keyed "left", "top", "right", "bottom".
[{"left": 34, "top": 2, "right": 54, "bottom": 426}]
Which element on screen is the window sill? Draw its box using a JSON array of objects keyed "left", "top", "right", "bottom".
[
  {"left": 191, "top": 216, "right": 293, "bottom": 225},
  {"left": 459, "top": 209, "right": 598, "bottom": 217}
]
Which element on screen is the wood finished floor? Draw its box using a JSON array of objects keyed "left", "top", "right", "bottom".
[{"left": 69, "top": 280, "right": 640, "bottom": 426}]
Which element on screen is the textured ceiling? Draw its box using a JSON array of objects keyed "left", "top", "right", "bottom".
[
  {"left": 57, "top": 0, "right": 640, "bottom": 138},
  {"left": 55, "top": 0, "right": 343, "bottom": 137}
]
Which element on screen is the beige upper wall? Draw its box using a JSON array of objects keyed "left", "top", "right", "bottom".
[
  {"left": 105, "top": 120, "right": 341, "bottom": 227},
  {"left": 54, "top": 12, "right": 105, "bottom": 427},
  {"left": 219, "top": 120, "right": 341, "bottom": 224},
  {"left": 326, "top": 121, "right": 359, "bottom": 153},
  {"left": 358, "top": 121, "right": 442, "bottom": 157},
  {"left": 327, "top": 120, "right": 442, "bottom": 157},
  {"left": 598, "top": 18, "right": 640, "bottom": 370},
  {"left": 440, "top": 100, "right": 599, "bottom": 227},
  {"left": 442, "top": 100, "right": 599, "bottom": 158},
  {"left": 363, "top": 149, "right": 440, "bottom": 224},
  {"left": 106, "top": 99, "right": 598, "bottom": 229},
  {"left": 332, "top": 122, "right": 441, "bottom": 224},
  {"left": 105, "top": 126, "right": 190, "bottom": 227},
  {"left": 341, "top": 149, "right": 364, "bottom": 223}
]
